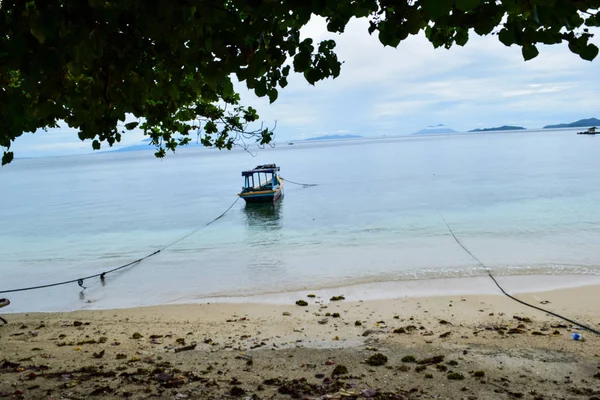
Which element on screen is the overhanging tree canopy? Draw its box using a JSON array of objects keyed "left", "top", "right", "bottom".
[{"left": 1, "top": 0, "right": 598, "bottom": 165}]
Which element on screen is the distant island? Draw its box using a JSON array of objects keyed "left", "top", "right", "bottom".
[
  {"left": 469, "top": 125, "right": 526, "bottom": 132},
  {"left": 412, "top": 124, "right": 457, "bottom": 135},
  {"left": 543, "top": 117, "right": 600, "bottom": 129},
  {"left": 305, "top": 134, "right": 362, "bottom": 141},
  {"left": 113, "top": 138, "right": 154, "bottom": 152}
]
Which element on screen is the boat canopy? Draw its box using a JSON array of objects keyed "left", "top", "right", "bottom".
[{"left": 241, "top": 164, "right": 280, "bottom": 177}]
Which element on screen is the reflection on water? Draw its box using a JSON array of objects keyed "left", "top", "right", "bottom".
[
  {"left": 242, "top": 202, "right": 284, "bottom": 273},
  {"left": 243, "top": 202, "right": 282, "bottom": 231}
]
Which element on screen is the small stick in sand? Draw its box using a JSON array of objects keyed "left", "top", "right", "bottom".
[
  {"left": 174, "top": 342, "right": 197, "bottom": 353},
  {"left": 0, "top": 298, "right": 10, "bottom": 324}
]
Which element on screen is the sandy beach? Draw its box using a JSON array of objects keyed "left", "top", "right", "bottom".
[{"left": 1, "top": 280, "right": 600, "bottom": 399}]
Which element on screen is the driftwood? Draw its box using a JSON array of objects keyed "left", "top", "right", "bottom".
[
  {"left": 174, "top": 343, "right": 197, "bottom": 353},
  {"left": 0, "top": 298, "right": 10, "bottom": 324}
]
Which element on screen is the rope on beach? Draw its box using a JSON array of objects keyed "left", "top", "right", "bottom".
[
  {"left": 0, "top": 197, "right": 240, "bottom": 295},
  {"left": 441, "top": 216, "right": 600, "bottom": 336},
  {"left": 280, "top": 177, "right": 319, "bottom": 187},
  {"left": 486, "top": 272, "right": 600, "bottom": 335}
]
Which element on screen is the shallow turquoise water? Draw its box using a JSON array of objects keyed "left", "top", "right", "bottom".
[{"left": 1, "top": 129, "right": 599, "bottom": 312}]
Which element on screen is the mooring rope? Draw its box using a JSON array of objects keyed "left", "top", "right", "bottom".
[
  {"left": 0, "top": 197, "right": 240, "bottom": 294},
  {"left": 441, "top": 215, "right": 600, "bottom": 335},
  {"left": 280, "top": 177, "right": 319, "bottom": 187},
  {"left": 440, "top": 216, "right": 487, "bottom": 270}
]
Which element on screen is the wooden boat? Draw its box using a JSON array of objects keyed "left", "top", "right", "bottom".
[
  {"left": 577, "top": 127, "right": 597, "bottom": 135},
  {"left": 238, "top": 164, "right": 284, "bottom": 203}
]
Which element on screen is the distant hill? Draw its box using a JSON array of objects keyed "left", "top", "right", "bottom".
[
  {"left": 305, "top": 134, "right": 362, "bottom": 141},
  {"left": 543, "top": 118, "right": 600, "bottom": 129},
  {"left": 469, "top": 125, "right": 526, "bottom": 132},
  {"left": 413, "top": 124, "right": 457, "bottom": 135},
  {"left": 113, "top": 138, "right": 153, "bottom": 152}
]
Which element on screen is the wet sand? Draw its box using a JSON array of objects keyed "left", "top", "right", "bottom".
[{"left": 1, "top": 284, "right": 599, "bottom": 399}]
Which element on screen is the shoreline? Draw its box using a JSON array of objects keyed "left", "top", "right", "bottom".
[
  {"left": 6, "top": 281, "right": 599, "bottom": 327},
  {"left": 190, "top": 273, "right": 600, "bottom": 306},
  {"left": 3, "top": 273, "right": 600, "bottom": 315}
]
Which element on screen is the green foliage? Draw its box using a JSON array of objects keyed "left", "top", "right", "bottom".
[
  {"left": 1, "top": 0, "right": 598, "bottom": 164},
  {"left": 0, "top": 0, "right": 343, "bottom": 164}
]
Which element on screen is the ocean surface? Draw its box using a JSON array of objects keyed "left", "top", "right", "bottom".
[{"left": 1, "top": 129, "right": 600, "bottom": 312}]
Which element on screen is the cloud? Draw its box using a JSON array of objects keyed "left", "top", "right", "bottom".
[
  {"left": 8, "top": 17, "right": 599, "bottom": 157},
  {"left": 501, "top": 84, "right": 572, "bottom": 98},
  {"left": 236, "top": 17, "right": 599, "bottom": 137},
  {"left": 371, "top": 99, "right": 437, "bottom": 118}
]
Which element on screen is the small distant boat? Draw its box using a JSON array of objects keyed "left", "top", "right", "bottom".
[
  {"left": 577, "top": 127, "right": 598, "bottom": 135},
  {"left": 288, "top": 142, "right": 295, "bottom": 145},
  {"left": 238, "top": 164, "right": 284, "bottom": 203}
]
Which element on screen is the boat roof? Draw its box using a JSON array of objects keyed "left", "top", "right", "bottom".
[{"left": 241, "top": 164, "right": 280, "bottom": 176}]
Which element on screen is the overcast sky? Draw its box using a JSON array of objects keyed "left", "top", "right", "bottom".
[{"left": 8, "top": 17, "right": 599, "bottom": 158}]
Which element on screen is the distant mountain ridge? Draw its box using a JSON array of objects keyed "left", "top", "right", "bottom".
[
  {"left": 412, "top": 124, "right": 457, "bottom": 135},
  {"left": 113, "top": 138, "right": 153, "bottom": 152},
  {"left": 469, "top": 125, "right": 525, "bottom": 132},
  {"left": 543, "top": 118, "right": 600, "bottom": 129},
  {"left": 111, "top": 118, "right": 599, "bottom": 154},
  {"left": 305, "top": 134, "right": 362, "bottom": 141}
]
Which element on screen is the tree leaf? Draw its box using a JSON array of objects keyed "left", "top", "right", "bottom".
[
  {"left": 29, "top": 27, "right": 45, "bottom": 44},
  {"left": 498, "top": 28, "right": 515, "bottom": 47},
  {"left": 522, "top": 44, "right": 539, "bottom": 60},
  {"left": 254, "top": 80, "right": 268, "bottom": 97},
  {"left": 406, "top": 10, "right": 425, "bottom": 34},
  {"left": 455, "top": 0, "right": 480, "bottom": 12},
  {"left": 267, "top": 88, "right": 278, "bottom": 103},
  {"left": 579, "top": 43, "right": 599, "bottom": 61},
  {"left": 586, "top": 14, "right": 599, "bottom": 27},
  {"left": 293, "top": 51, "right": 312, "bottom": 72},
  {"left": 67, "top": 62, "right": 82, "bottom": 76},
  {"left": 222, "top": 78, "right": 235, "bottom": 98},
  {"left": 421, "top": 0, "right": 454, "bottom": 19},
  {"left": 455, "top": 30, "right": 469, "bottom": 46},
  {"left": 2, "top": 151, "right": 14, "bottom": 166},
  {"left": 125, "top": 122, "right": 139, "bottom": 130},
  {"left": 303, "top": 68, "right": 321, "bottom": 85},
  {"left": 378, "top": 22, "right": 402, "bottom": 47}
]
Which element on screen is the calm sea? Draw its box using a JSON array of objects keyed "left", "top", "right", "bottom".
[{"left": 1, "top": 129, "right": 599, "bottom": 312}]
